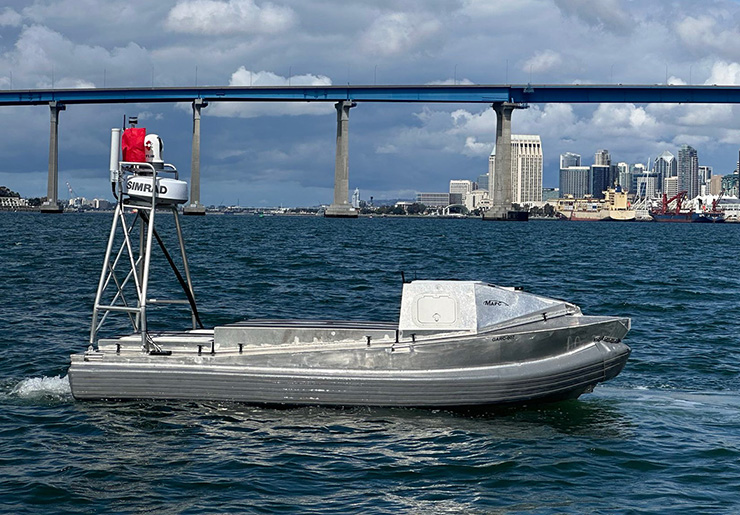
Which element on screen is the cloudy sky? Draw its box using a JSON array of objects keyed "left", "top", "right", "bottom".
[{"left": 2, "top": 0, "right": 740, "bottom": 206}]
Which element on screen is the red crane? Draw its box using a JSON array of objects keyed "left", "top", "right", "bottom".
[
  {"left": 659, "top": 191, "right": 688, "bottom": 215},
  {"left": 711, "top": 189, "right": 725, "bottom": 212}
]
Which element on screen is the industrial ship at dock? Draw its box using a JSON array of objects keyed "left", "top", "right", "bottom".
[
  {"left": 649, "top": 191, "right": 725, "bottom": 223},
  {"left": 555, "top": 187, "right": 636, "bottom": 222}
]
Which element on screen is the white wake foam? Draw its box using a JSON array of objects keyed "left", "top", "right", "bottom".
[{"left": 10, "top": 375, "right": 72, "bottom": 400}]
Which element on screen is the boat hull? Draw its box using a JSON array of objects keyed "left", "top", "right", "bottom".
[
  {"left": 69, "top": 317, "right": 630, "bottom": 408},
  {"left": 651, "top": 212, "right": 725, "bottom": 223}
]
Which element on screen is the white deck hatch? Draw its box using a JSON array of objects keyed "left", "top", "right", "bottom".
[{"left": 398, "top": 281, "right": 578, "bottom": 337}]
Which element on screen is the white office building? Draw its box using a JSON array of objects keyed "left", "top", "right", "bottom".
[
  {"left": 416, "top": 192, "right": 450, "bottom": 208},
  {"left": 490, "top": 134, "right": 543, "bottom": 205},
  {"left": 449, "top": 180, "right": 474, "bottom": 206}
]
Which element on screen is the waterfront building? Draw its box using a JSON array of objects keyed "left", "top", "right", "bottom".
[
  {"left": 698, "top": 165, "right": 712, "bottom": 185},
  {"left": 92, "top": 198, "right": 113, "bottom": 209},
  {"left": 630, "top": 163, "right": 647, "bottom": 195},
  {"left": 654, "top": 151, "right": 677, "bottom": 187},
  {"left": 449, "top": 180, "right": 474, "bottom": 206},
  {"left": 635, "top": 172, "right": 660, "bottom": 199},
  {"left": 0, "top": 196, "right": 30, "bottom": 210},
  {"left": 617, "top": 162, "right": 631, "bottom": 192},
  {"left": 542, "top": 187, "right": 559, "bottom": 202},
  {"left": 609, "top": 164, "right": 619, "bottom": 190},
  {"left": 351, "top": 188, "right": 360, "bottom": 208},
  {"left": 490, "top": 134, "right": 543, "bottom": 205},
  {"left": 476, "top": 173, "right": 489, "bottom": 192},
  {"left": 416, "top": 192, "right": 450, "bottom": 208},
  {"left": 698, "top": 165, "right": 712, "bottom": 195},
  {"left": 465, "top": 189, "right": 490, "bottom": 211},
  {"left": 590, "top": 164, "right": 610, "bottom": 199},
  {"left": 719, "top": 197, "right": 740, "bottom": 221},
  {"left": 663, "top": 176, "right": 679, "bottom": 198},
  {"left": 721, "top": 174, "right": 739, "bottom": 197},
  {"left": 560, "top": 152, "right": 581, "bottom": 169},
  {"left": 709, "top": 175, "right": 723, "bottom": 195},
  {"left": 678, "top": 144, "right": 699, "bottom": 198},
  {"left": 594, "top": 149, "right": 611, "bottom": 166},
  {"left": 559, "top": 166, "right": 590, "bottom": 198}
]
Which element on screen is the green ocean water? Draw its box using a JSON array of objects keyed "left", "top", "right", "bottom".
[{"left": 2, "top": 213, "right": 739, "bottom": 513}]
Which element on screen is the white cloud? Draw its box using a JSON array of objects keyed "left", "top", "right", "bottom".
[
  {"left": 376, "top": 144, "right": 398, "bottom": 154},
  {"left": 165, "top": 0, "right": 296, "bottom": 35},
  {"left": 463, "top": 136, "right": 491, "bottom": 156},
  {"left": 426, "top": 78, "right": 475, "bottom": 86},
  {"left": 460, "top": 0, "right": 540, "bottom": 17},
  {"left": 0, "top": 7, "right": 22, "bottom": 26},
  {"left": 590, "top": 103, "right": 659, "bottom": 137},
  {"left": 522, "top": 50, "right": 563, "bottom": 74},
  {"left": 675, "top": 15, "right": 740, "bottom": 58},
  {"left": 202, "top": 67, "right": 335, "bottom": 118},
  {"left": 677, "top": 104, "right": 733, "bottom": 127},
  {"left": 359, "top": 12, "right": 441, "bottom": 56},
  {"left": 704, "top": 60, "right": 740, "bottom": 85}
]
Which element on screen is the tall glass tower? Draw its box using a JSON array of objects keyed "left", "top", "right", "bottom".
[{"left": 677, "top": 145, "right": 699, "bottom": 199}]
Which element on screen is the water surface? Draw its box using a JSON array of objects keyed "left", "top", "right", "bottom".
[{"left": 2, "top": 213, "right": 739, "bottom": 513}]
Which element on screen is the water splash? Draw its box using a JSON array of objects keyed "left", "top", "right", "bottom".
[{"left": 10, "top": 375, "right": 72, "bottom": 401}]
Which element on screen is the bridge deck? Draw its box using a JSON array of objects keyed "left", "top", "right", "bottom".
[{"left": 3, "top": 84, "right": 740, "bottom": 106}]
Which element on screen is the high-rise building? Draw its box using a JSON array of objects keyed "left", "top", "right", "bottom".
[
  {"left": 608, "top": 164, "right": 619, "bottom": 189},
  {"left": 654, "top": 151, "right": 677, "bottom": 184},
  {"left": 698, "top": 166, "right": 712, "bottom": 195},
  {"left": 631, "top": 163, "right": 660, "bottom": 198},
  {"left": 559, "top": 153, "right": 582, "bottom": 197},
  {"left": 663, "top": 176, "right": 679, "bottom": 198},
  {"left": 590, "top": 164, "right": 611, "bottom": 199},
  {"left": 677, "top": 144, "right": 699, "bottom": 198},
  {"left": 721, "top": 174, "right": 739, "bottom": 197},
  {"left": 709, "top": 175, "right": 723, "bottom": 195},
  {"left": 594, "top": 149, "right": 611, "bottom": 166},
  {"left": 490, "top": 134, "right": 543, "bottom": 205},
  {"left": 560, "top": 152, "right": 581, "bottom": 169},
  {"left": 617, "top": 162, "right": 631, "bottom": 192},
  {"left": 698, "top": 165, "right": 712, "bottom": 185},
  {"left": 476, "top": 173, "right": 489, "bottom": 192},
  {"left": 635, "top": 174, "right": 660, "bottom": 199},
  {"left": 559, "top": 166, "right": 590, "bottom": 198}
]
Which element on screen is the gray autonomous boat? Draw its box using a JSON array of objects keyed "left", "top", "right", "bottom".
[{"left": 68, "top": 128, "right": 631, "bottom": 408}]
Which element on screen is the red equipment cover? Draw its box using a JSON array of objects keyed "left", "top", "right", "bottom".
[{"left": 122, "top": 128, "right": 146, "bottom": 162}]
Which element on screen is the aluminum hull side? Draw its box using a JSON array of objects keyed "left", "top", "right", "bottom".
[{"left": 69, "top": 328, "right": 630, "bottom": 408}]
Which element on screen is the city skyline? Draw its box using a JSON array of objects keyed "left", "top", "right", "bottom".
[{"left": 3, "top": 2, "right": 740, "bottom": 206}]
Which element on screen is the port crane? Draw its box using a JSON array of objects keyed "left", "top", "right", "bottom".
[
  {"left": 66, "top": 181, "right": 77, "bottom": 200},
  {"left": 711, "top": 189, "right": 725, "bottom": 212},
  {"left": 657, "top": 191, "right": 689, "bottom": 215}
]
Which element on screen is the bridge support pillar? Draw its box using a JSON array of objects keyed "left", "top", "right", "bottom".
[
  {"left": 483, "top": 102, "right": 528, "bottom": 221},
  {"left": 41, "top": 101, "right": 65, "bottom": 213},
  {"left": 184, "top": 98, "right": 208, "bottom": 216},
  {"left": 325, "top": 100, "right": 359, "bottom": 218}
]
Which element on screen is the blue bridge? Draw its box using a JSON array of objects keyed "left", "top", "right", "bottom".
[
  {"left": 14, "top": 83, "right": 740, "bottom": 217},
  {"left": 5, "top": 84, "right": 740, "bottom": 106}
]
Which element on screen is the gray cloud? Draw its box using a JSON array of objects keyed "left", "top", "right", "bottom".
[
  {"left": 1, "top": 0, "right": 740, "bottom": 206},
  {"left": 553, "top": 0, "right": 634, "bottom": 33}
]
